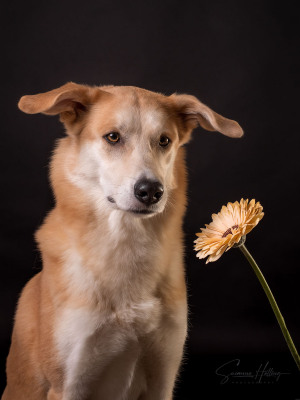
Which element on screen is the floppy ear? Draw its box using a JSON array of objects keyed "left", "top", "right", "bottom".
[
  {"left": 170, "top": 93, "right": 243, "bottom": 143},
  {"left": 18, "top": 82, "right": 104, "bottom": 131}
]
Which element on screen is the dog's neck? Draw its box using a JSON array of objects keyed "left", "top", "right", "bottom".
[{"left": 36, "top": 193, "right": 170, "bottom": 306}]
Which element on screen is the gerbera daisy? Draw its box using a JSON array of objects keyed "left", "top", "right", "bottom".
[
  {"left": 193, "top": 198, "right": 300, "bottom": 371},
  {"left": 194, "top": 198, "right": 264, "bottom": 263}
]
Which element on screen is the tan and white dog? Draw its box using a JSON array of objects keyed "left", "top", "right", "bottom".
[{"left": 2, "top": 83, "right": 243, "bottom": 400}]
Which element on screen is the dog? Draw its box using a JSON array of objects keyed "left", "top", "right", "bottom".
[{"left": 2, "top": 82, "right": 243, "bottom": 400}]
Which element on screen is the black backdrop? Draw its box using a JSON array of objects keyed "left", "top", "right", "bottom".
[{"left": 1, "top": 1, "right": 299, "bottom": 398}]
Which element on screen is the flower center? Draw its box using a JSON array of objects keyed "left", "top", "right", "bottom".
[{"left": 222, "top": 224, "right": 239, "bottom": 238}]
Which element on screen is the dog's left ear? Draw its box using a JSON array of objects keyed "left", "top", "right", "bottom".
[
  {"left": 170, "top": 93, "right": 243, "bottom": 143},
  {"left": 18, "top": 82, "right": 105, "bottom": 133}
]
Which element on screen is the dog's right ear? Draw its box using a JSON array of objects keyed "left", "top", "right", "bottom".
[
  {"left": 18, "top": 82, "right": 106, "bottom": 132},
  {"left": 170, "top": 93, "right": 243, "bottom": 144}
]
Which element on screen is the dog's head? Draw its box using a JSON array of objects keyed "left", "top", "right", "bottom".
[{"left": 19, "top": 82, "right": 243, "bottom": 217}]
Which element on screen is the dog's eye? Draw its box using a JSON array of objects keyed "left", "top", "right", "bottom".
[
  {"left": 159, "top": 135, "right": 170, "bottom": 147},
  {"left": 105, "top": 132, "right": 120, "bottom": 144}
]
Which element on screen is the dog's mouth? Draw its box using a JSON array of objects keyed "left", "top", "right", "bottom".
[
  {"left": 107, "top": 196, "right": 158, "bottom": 216},
  {"left": 129, "top": 209, "right": 155, "bottom": 215}
]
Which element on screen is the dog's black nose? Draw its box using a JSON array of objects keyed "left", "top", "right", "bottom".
[{"left": 134, "top": 179, "right": 164, "bottom": 205}]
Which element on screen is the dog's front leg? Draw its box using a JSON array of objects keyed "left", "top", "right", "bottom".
[{"left": 140, "top": 302, "right": 187, "bottom": 400}]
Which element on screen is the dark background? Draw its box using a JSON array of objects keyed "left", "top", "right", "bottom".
[{"left": 1, "top": 0, "right": 299, "bottom": 398}]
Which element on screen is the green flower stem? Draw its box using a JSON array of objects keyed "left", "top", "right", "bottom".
[{"left": 239, "top": 244, "right": 300, "bottom": 371}]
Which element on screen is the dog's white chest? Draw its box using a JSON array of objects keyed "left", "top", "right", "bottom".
[
  {"left": 55, "top": 297, "right": 161, "bottom": 399},
  {"left": 54, "top": 213, "right": 164, "bottom": 398}
]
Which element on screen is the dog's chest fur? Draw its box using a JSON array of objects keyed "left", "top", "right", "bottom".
[{"left": 53, "top": 210, "right": 164, "bottom": 398}]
